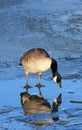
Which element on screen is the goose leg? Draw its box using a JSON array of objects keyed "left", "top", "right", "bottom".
[
  {"left": 24, "top": 73, "right": 31, "bottom": 90},
  {"left": 36, "top": 73, "right": 45, "bottom": 88},
  {"left": 37, "top": 73, "right": 42, "bottom": 88},
  {"left": 38, "top": 87, "right": 43, "bottom": 97}
]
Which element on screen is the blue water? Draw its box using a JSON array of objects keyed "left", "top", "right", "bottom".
[{"left": 0, "top": 0, "right": 82, "bottom": 129}]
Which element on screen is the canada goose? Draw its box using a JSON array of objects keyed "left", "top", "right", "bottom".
[{"left": 20, "top": 48, "right": 62, "bottom": 90}]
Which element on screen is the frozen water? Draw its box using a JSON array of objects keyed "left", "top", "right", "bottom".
[{"left": 0, "top": 0, "right": 82, "bottom": 129}]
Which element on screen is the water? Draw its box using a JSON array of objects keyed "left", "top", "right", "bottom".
[{"left": 0, "top": 0, "right": 82, "bottom": 129}]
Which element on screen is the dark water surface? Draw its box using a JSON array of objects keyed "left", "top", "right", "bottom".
[{"left": 0, "top": 0, "right": 82, "bottom": 129}]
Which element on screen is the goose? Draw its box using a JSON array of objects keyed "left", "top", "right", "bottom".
[{"left": 20, "top": 48, "right": 62, "bottom": 90}]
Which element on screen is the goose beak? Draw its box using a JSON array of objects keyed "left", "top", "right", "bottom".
[{"left": 58, "top": 82, "right": 62, "bottom": 88}]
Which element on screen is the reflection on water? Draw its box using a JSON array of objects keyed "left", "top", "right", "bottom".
[
  {"left": 20, "top": 89, "right": 62, "bottom": 125},
  {"left": 0, "top": 80, "right": 82, "bottom": 129}
]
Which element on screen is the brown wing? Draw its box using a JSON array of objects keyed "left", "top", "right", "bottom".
[{"left": 20, "top": 48, "right": 50, "bottom": 64}]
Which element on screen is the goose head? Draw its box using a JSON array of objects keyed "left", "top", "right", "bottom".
[{"left": 51, "top": 59, "right": 62, "bottom": 88}]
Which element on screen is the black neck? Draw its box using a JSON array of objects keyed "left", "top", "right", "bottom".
[{"left": 51, "top": 59, "right": 58, "bottom": 77}]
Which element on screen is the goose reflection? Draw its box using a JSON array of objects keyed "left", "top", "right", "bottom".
[
  {"left": 20, "top": 91, "right": 62, "bottom": 126},
  {"left": 20, "top": 92, "right": 51, "bottom": 114},
  {"left": 20, "top": 90, "right": 62, "bottom": 124}
]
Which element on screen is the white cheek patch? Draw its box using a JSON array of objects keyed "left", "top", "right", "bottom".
[
  {"left": 53, "top": 76, "right": 57, "bottom": 82},
  {"left": 53, "top": 98, "right": 58, "bottom": 105}
]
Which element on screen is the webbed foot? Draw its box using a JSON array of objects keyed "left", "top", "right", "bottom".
[
  {"left": 23, "top": 84, "right": 32, "bottom": 90},
  {"left": 35, "top": 83, "right": 45, "bottom": 88}
]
